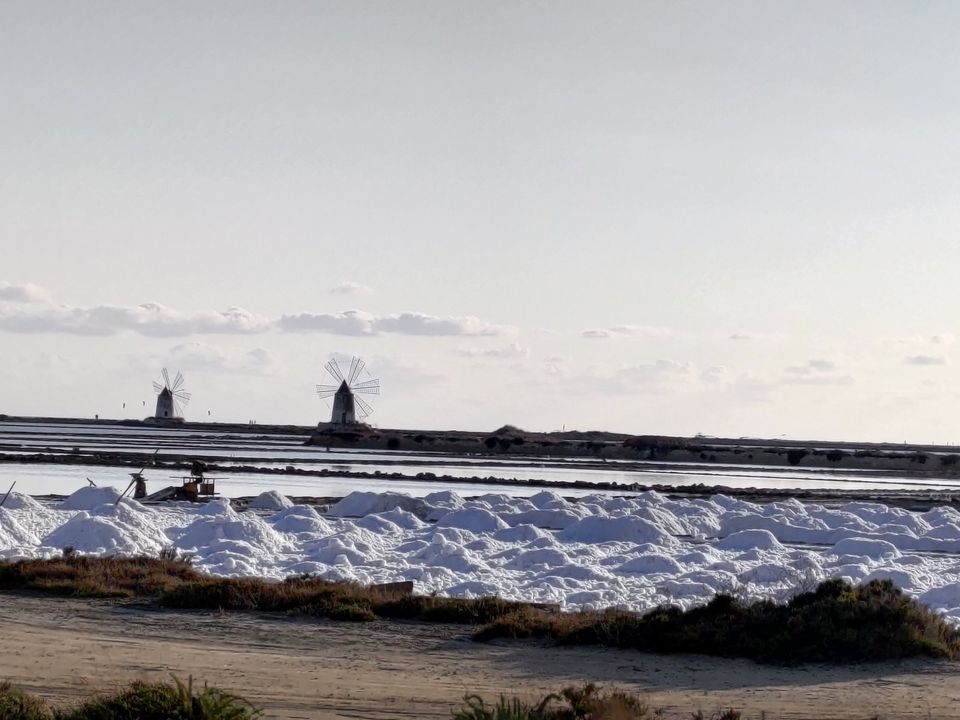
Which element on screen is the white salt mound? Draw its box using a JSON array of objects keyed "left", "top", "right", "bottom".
[
  {"left": 328, "top": 491, "right": 427, "bottom": 518},
  {"left": 715, "top": 529, "right": 784, "bottom": 551},
  {"left": 59, "top": 486, "right": 122, "bottom": 511},
  {"left": 0, "top": 492, "right": 45, "bottom": 511},
  {"left": 249, "top": 490, "right": 293, "bottom": 510}
]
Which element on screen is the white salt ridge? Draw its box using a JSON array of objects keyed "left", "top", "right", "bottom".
[{"left": 10, "top": 487, "right": 960, "bottom": 622}]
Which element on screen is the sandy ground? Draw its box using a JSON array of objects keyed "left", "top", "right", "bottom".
[{"left": 0, "top": 594, "right": 958, "bottom": 719}]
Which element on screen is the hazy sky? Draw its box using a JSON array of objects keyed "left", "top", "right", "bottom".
[{"left": 2, "top": 2, "right": 959, "bottom": 442}]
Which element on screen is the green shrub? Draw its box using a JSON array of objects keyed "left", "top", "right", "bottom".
[
  {"left": 475, "top": 579, "right": 960, "bottom": 664},
  {"left": 60, "top": 676, "right": 259, "bottom": 720},
  {"left": 0, "top": 682, "right": 52, "bottom": 720}
]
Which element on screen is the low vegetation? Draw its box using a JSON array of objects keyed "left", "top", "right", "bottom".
[
  {"left": 160, "top": 575, "right": 529, "bottom": 624},
  {"left": 0, "top": 554, "right": 201, "bottom": 599},
  {"left": 474, "top": 578, "right": 960, "bottom": 663},
  {"left": 1, "top": 556, "right": 957, "bottom": 664},
  {"left": 453, "top": 683, "right": 661, "bottom": 720},
  {"left": 0, "top": 677, "right": 259, "bottom": 720}
]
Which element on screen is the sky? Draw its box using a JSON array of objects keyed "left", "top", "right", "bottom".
[{"left": 1, "top": 1, "right": 959, "bottom": 442}]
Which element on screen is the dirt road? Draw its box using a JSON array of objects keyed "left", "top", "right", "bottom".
[{"left": 0, "top": 594, "right": 958, "bottom": 719}]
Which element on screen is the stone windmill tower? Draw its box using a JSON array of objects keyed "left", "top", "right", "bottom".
[
  {"left": 153, "top": 368, "right": 191, "bottom": 420},
  {"left": 316, "top": 357, "right": 380, "bottom": 425}
]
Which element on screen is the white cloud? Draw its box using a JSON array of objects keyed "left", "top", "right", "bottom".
[
  {"left": 786, "top": 359, "right": 838, "bottom": 375},
  {"left": 278, "top": 310, "right": 376, "bottom": 336},
  {"left": 457, "top": 342, "right": 529, "bottom": 359},
  {"left": 0, "top": 302, "right": 269, "bottom": 336},
  {"left": 330, "top": 281, "right": 374, "bottom": 296},
  {"left": 165, "top": 343, "right": 277, "bottom": 375},
  {"left": 582, "top": 325, "right": 671, "bottom": 339},
  {"left": 374, "top": 312, "right": 505, "bottom": 336},
  {"left": 0, "top": 286, "right": 507, "bottom": 338},
  {"left": 905, "top": 354, "right": 948, "bottom": 366},
  {"left": 0, "top": 282, "right": 52, "bottom": 304}
]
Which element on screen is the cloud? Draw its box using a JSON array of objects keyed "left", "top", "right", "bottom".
[
  {"left": 166, "top": 342, "right": 277, "bottom": 375},
  {"left": 0, "top": 286, "right": 507, "bottom": 338},
  {"left": 373, "top": 312, "right": 504, "bottom": 336},
  {"left": 580, "top": 359, "right": 693, "bottom": 394},
  {"left": 782, "top": 374, "right": 855, "bottom": 387},
  {"left": 905, "top": 354, "right": 948, "bottom": 366},
  {"left": 279, "top": 311, "right": 507, "bottom": 337},
  {"left": 457, "top": 343, "right": 529, "bottom": 359},
  {"left": 0, "top": 282, "right": 52, "bottom": 304},
  {"left": 786, "top": 359, "right": 838, "bottom": 375},
  {"left": 700, "top": 365, "right": 727, "bottom": 382},
  {"left": 330, "top": 281, "right": 374, "bottom": 296},
  {"left": 582, "top": 325, "right": 671, "bottom": 339},
  {"left": 931, "top": 334, "right": 956, "bottom": 345},
  {"left": 278, "top": 310, "right": 376, "bottom": 336},
  {"left": 0, "top": 303, "right": 270, "bottom": 336}
]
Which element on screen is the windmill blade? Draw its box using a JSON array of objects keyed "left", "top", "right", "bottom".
[
  {"left": 351, "top": 378, "right": 379, "bottom": 388},
  {"left": 316, "top": 384, "right": 338, "bottom": 399},
  {"left": 161, "top": 367, "right": 171, "bottom": 390},
  {"left": 173, "top": 399, "right": 183, "bottom": 417},
  {"left": 174, "top": 390, "right": 192, "bottom": 405},
  {"left": 354, "top": 396, "right": 374, "bottom": 418},
  {"left": 152, "top": 381, "right": 164, "bottom": 394},
  {"left": 325, "top": 358, "right": 345, "bottom": 383},
  {"left": 352, "top": 379, "right": 380, "bottom": 396},
  {"left": 172, "top": 372, "right": 185, "bottom": 391},
  {"left": 347, "top": 357, "right": 365, "bottom": 386}
]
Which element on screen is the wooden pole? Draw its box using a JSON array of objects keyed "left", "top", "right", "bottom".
[{"left": 0, "top": 481, "right": 16, "bottom": 509}]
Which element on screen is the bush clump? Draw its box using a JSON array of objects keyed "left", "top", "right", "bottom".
[
  {"left": 0, "top": 556, "right": 201, "bottom": 599},
  {"left": 475, "top": 579, "right": 960, "bottom": 664},
  {"left": 0, "top": 677, "right": 259, "bottom": 720},
  {"left": 453, "top": 683, "right": 652, "bottom": 720},
  {"left": 0, "top": 682, "right": 53, "bottom": 720}
]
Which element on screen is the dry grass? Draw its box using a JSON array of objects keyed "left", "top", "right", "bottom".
[
  {"left": 0, "top": 555, "right": 202, "bottom": 599},
  {"left": 474, "top": 579, "right": 960, "bottom": 664}
]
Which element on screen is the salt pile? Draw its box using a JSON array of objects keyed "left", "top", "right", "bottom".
[
  {"left": 5, "top": 486, "right": 960, "bottom": 620},
  {"left": 249, "top": 490, "right": 294, "bottom": 511}
]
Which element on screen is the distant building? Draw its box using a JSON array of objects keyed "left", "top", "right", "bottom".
[
  {"left": 331, "top": 380, "right": 357, "bottom": 425},
  {"left": 155, "top": 387, "right": 175, "bottom": 419}
]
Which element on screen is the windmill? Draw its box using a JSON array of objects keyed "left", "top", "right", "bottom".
[
  {"left": 316, "top": 356, "right": 380, "bottom": 425},
  {"left": 153, "top": 368, "right": 191, "bottom": 420}
]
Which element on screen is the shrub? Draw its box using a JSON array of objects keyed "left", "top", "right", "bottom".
[
  {"left": 786, "top": 449, "right": 808, "bottom": 466},
  {"left": 942, "top": 454, "right": 960, "bottom": 467},
  {"left": 59, "top": 676, "right": 259, "bottom": 720},
  {"left": 0, "top": 682, "right": 52, "bottom": 720},
  {"left": 0, "top": 678, "right": 259, "bottom": 720},
  {"left": 452, "top": 683, "right": 649, "bottom": 720},
  {"left": 475, "top": 579, "right": 960, "bottom": 664},
  {"left": 825, "top": 449, "right": 845, "bottom": 463}
]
